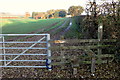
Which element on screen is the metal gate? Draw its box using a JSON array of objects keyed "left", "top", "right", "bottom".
[{"left": 0, "top": 34, "right": 51, "bottom": 70}]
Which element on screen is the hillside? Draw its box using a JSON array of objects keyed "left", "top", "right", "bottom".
[{"left": 1, "top": 18, "right": 65, "bottom": 34}]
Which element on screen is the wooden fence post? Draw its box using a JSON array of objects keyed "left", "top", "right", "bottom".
[
  {"left": 73, "top": 67, "right": 77, "bottom": 75},
  {"left": 60, "top": 36, "right": 65, "bottom": 69},
  {"left": 91, "top": 23, "right": 103, "bottom": 75},
  {"left": 91, "top": 54, "right": 96, "bottom": 76},
  {"left": 98, "top": 23, "right": 103, "bottom": 63}
]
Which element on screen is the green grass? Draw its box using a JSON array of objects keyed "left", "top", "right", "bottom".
[
  {"left": 40, "top": 19, "right": 66, "bottom": 33},
  {"left": 64, "top": 18, "right": 82, "bottom": 39},
  {"left": 1, "top": 18, "right": 65, "bottom": 34},
  {"left": 52, "top": 18, "right": 70, "bottom": 35}
]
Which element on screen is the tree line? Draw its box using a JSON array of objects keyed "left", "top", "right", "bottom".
[
  {"left": 79, "top": 0, "right": 120, "bottom": 61},
  {"left": 32, "top": 6, "right": 84, "bottom": 19}
]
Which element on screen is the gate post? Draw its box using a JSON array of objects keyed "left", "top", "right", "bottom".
[
  {"left": 0, "top": 36, "right": 2, "bottom": 79},
  {"left": 2, "top": 36, "right": 6, "bottom": 65},
  {"left": 46, "top": 34, "right": 52, "bottom": 71}
]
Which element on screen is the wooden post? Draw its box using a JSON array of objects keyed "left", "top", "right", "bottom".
[
  {"left": 91, "top": 23, "right": 103, "bottom": 75},
  {"left": 98, "top": 23, "right": 103, "bottom": 63},
  {"left": 73, "top": 55, "right": 78, "bottom": 75},
  {"left": 91, "top": 55, "right": 96, "bottom": 76},
  {"left": 60, "top": 36, "right": 65, "bottom": 69},
  {"left": 73, "top": 68, "right": 77, "bottom": 75}
]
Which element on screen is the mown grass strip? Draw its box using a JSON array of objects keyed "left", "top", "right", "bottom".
[
  {"left": 52, "top": 18, "right": 70, "bottom": 35},
  {"left": 39, "top": 20, "right": 65, "bottom": 33},
  {"left": 64, "top": 17, "right": 82, "bottom": 39}
]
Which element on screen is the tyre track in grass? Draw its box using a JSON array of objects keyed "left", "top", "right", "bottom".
[
  {"left": 40, "top": 18, "right": 70, "bottom": 39},
  {"left": 49, "top": 18, "right": 69, "bottom": 33},
  {"left": 50, "top": 18, "right": 72, "bottom": 40},
  {"left": 40, "top": 19, "right": 66, "bottom": 33}
]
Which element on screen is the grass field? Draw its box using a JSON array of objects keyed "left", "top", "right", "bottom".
[
  {"left": 0, "top": 18, "right": 65, "bottom": 34},
  {"left": 0, "top": 17, "right": 81, "bottom": 39},
  {"left": 64, "top": 18, "right": 82, "bottom": 39}
]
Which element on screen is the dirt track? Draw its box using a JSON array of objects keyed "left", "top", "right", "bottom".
[{"left": 49, "top": 18, "right": 72, "bottom": 40}]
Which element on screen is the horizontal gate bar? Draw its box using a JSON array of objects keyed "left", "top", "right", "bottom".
[
  {"left": 0, "top": 47, "right": 47, "bottom": 49},
  {"left": 0, "top": 66, "right": 47, "bottom": 68},
  {"left": 0, "top": 41, "right": 47, "bottom": 43},
  {"left": 4, "top": 36, "right": 46, "bottom": 66},
  {"left": 0, "top": 60, "right": 46, "bottom": 62},
  {"left": 0, "top": 54, "right": 47, "bottom": 55},
  {"left": 0, "top": 34, "right": 49, "bottom": 36}
]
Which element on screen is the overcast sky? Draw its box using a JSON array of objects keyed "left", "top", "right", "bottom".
[{"left": 0, "top": 0, "right": 89, "bottom": 15}]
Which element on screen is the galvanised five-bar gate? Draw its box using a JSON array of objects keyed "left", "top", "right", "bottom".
[{"left": 0, "top": 34, "right": 51, "bottom": 70}]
